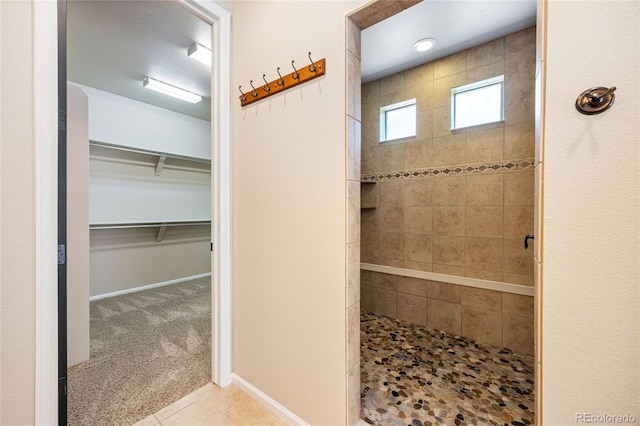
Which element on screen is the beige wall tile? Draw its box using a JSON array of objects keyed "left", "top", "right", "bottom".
[
  {"left": 362, "top": 80, "right": 379, "bottom": 100},
  {"left": 347, "top": 362, "right": 360, "bottom": 426},
  {"left": 361, "top": 209, "right": 379, "bottom": 262},
  {"left": 403, "top": 261, "right": 432, "bottom": 272},
  {"left": 347, "top": 243, "right": 360, "bottom": 308},
  {"left": 432, "top": 107, "right": 451, "bottom": 138},
  {"left": 432, "top": 176, "right": 466, "bottom": 206},
  {"left": 505, "top": 27, "right": 536, "bottom": 59},
  {"left": 466, "top": 237, "right": 503, "bottom": 271},
  {"left": 404, "top": 140, "right": 433, "bottom": 170},
  {"left": 361, "top": 144, "right": 378, "bottom": 174},
  {"left": 347, "top": 117, "right": 361, "bottom": 181},
  {"left": 398, "top": 293, "right": 427, "bottom": 326},
  {"left": 465, "top": 174, "right": 503, "bottom": 205},
  {"left": 503, "top": 293, "right": 534, "bottom": 318},
  {"left": 380, "top": 207, "right": 404, "bottom": 232},
  {"left": 432, "top": 134, "right": 466, "bottom": 166},
  {"left": 433, "top": 235, "right": 466, "bottom": 267},
  {"left": 371, "top": 272, "right": 398, "bottom": 291},
  {"left": 466, "top": 205, "right": 504, "bottom": 238},
  {"left": 360, "top": 270, "right": 374, "bottom": 287},
  {"left": 504, "top": 170, "right": 534, "bottom": 206},
  {"left": 467, "top": 38, "right": 505, "bottom": 70},
  {"left": 346, "top": 18, "right": 361, "bottom": 60},
  {"left": 461, "top": 306, "right": 502, "bottom": 347},
  {"left": 504, "top": 87, "right": 534, "bottom": 126},
  {"left": 380, "top": 232, "right": 404, "bottom": 260},
  {"left": 427, "top": 298, "right": 461, "bottom": 334},
  {"left": 404, "top": 206, "right": 433, "bottom": 234},
  {"left": 465, "top": 268, "right": 504, "bottom": 282},
  {"left": 405, "top": 62, "right": 434, "bottom": 87},
  {"left": 461, "top": 287, "right": 502, "bottom": 312},
  {"left": 466, "top": 60, "right": 505, "bottom": 84},
  {"left": 347, "top": 52, "right": 361, "bottom": 121},
  {"left": 381, "top": 258, "right": 405, "bottom": 268},
  {"left": 404, "top": 234, "right": 433, "bottom": 263},
  {"left": 503, "top": 238, "right": 534, "bottom": 275},
  {"left": 504, "top": 122, "right": 535, "bottom": 159},
  {"left": 434, "top": 51, "right": 467, "bottom": 79},
  {"left": 503, "top": 272, "right": 534, "bottom": 286},
  {"left": 503, "top": 205, "right": 534, "bottom": 239},
  {"left": 404, "top": 179, "right": 433, "bottom": 207},
  {"left": 503, "top": 314, "right": 534, "bottom": 355},
  {"left": 534, "top": 163, "right": 542, "bottom": 262},
  {"left": 425, "top": 280, "right": 462, "bottom": 303},
  {"left": 397, "top": 276, "right": 427, "bottom": 297},
  {"left": 361, "top": 182, "right": 379, "bottom": 209},
  {"left": 416, "top": 108, "right": 434, "bottom": 140},
  {"left": 378, "top": 143, "right": 405, "bottom": 172},
  {"left": 347, "top": 180, "right": 360, "bottom": 245},
  {"left": 466, "top": 127, "right": 504, "bottom": 163},
  {"left": 379, "top": 180, "right": 404, "bottom": 206},
  {"left": 414, "top": 81, "right": 434, "bottom": 112},
  {"left": 371, "top": 287, "right": 397, "bottom": 318},
  {"left": 347, "top": 303, "right": 360, "bottom": 371},
  {"left": 361, "top": 285, "right": 372, "bottom": 311},
  {"left": 379, "top": 72, "right": 405, "bottom": 97},
  {"left": 433, "top": 263, "right": 465, "bottom": 276},
  {"left": 433, "top": 72, "right": 466, "bottom": 108},
  {"left": 433, "top": 206, "right": 465, "bottom": 236}
]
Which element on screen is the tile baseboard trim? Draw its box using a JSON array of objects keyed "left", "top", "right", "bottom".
[
  {"left": 88, "top": 272, "right": 212, "bottom": 301},
  {"left": 361, "top": 263, "right": 534, "bottom": 297},
  {"left": 231, "top": 374, "right": 310, "bottom": 426}
]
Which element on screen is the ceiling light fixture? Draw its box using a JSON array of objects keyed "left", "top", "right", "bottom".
[
  {"left": 413, "top": 38, "right": 437, "bottom": 52},
  {"left": 187, "top": 42, "right": 212, "bottom": 66},
  {"left": 142, "top": 77, "right": 202, "bottom": 104}
]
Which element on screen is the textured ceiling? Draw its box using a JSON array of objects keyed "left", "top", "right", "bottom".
[
  {"left": 362, "top": 0, "right": 537, "bottom": 83},
  {"left": 68, "top": 0, "right": 212, "bottom": 121}
]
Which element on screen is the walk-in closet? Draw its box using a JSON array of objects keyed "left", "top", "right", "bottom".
[{"left": 64, "top": 1, "right": 213, "bottom": 424}]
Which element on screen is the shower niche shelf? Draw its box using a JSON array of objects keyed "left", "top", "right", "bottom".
[{"left": 361, "top": 181, "right": 378, "bottom": 209}]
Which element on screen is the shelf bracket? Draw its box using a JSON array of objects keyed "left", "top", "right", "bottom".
[
  {"left": 154, "top": 155, "right": 167, "bottom": 176},
  {"left": 155, "top": 224, "right": 167, "bottom": 242}
]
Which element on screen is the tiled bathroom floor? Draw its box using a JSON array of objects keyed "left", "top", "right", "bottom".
[{"left": 361, "top": 312, "right": 534, "bottom": 426}]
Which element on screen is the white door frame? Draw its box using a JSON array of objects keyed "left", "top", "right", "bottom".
[{"left": 33, "top": 1, "right": 232, "bottom": 423}]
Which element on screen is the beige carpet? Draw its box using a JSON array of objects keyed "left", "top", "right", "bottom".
[{"left": 68, "top": 277, "right": 211, "bottom": 426}]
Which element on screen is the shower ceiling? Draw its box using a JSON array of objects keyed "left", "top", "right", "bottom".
[{"left": 361, "top": 0, "right": 537, "bottom": 83}]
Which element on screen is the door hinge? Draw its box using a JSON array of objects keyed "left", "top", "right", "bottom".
[
  {"left": 58, "top": 377, "right": 67, "bottom": 397},
  {"left": 58, "top": 244, "right": 66, "bottom": 265},
  {"left": 58, "top": 109, "right": 66, "bottom": 131},
  {"left": 210, "top": 242, "right": 213, "bottom": 252}
]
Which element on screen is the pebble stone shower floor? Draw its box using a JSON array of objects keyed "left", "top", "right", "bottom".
[{"left": 360, "top": 312, "right": 535, "bottom": 426}]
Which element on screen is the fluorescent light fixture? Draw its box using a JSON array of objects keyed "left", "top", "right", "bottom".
[
  {"left": 414, "top": 38, "right": 437, "bottom": 52},
  {"left": 142, "top": 77, "right": 202, "bottom": 104},
  {"left": 188, "top": 42, "right": 212, "bottom": 66}
]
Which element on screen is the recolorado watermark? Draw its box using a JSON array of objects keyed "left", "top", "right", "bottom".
[{"left": 576, "top": 413, "right": 637, "bottom": 423}]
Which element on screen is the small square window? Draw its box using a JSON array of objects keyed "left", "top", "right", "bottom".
[
  {"left": 380, "top": 99, "right": 416, "bottom": 142},
  {"left": 451, "top": 75, "right": 504, "bottom": 130}
]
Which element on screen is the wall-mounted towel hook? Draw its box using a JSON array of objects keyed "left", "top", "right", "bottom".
[
  {"left": 576, "top": 86, "right": 616, "bottom": 115},
  {"left": 238, "top": 85, "right": 246, "bottom": 102},
  {"left": 308, "top": 52, "right": 317, "bottom": 73},
  {"left": 262, "top": 74, "right": 271, "bottom": 92},
  {"left": 276, "top": 67, "right": 284, "bottom": 87},
  {"left": 291, "top": 60, "right": 300, "bottom": 80},
  {"left": 249, "top": 80, "right": 258, "bottom": 97}
]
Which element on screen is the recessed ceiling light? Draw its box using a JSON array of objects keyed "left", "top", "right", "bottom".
[
  {"left": 188, "top": 42, "right": 212, "bottom": 66},
  {"left": 414, "top": 38, "right": 437, "bottom": 52},
  {"left": 143, "top": 77, "right": 202, "bottom": 104}
]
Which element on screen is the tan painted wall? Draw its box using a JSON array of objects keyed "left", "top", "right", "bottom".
[
  {"left": 0, "top": 1, "right": 36, "bottom": 424},
  {"left": 231, "top": 1, "right": 365, "bottom": 423},
  {"left": 541, "top": 0, "right": 639, "bottom": 422}
]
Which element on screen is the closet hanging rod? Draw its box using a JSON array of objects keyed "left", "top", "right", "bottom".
[
  {"left": 89, "top": 140, "right": 211, "bottom": 165},
  {"left": 90, "top": 220, "right": 211, "bottom": 230}
]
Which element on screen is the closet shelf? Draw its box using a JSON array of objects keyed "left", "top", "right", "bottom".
[{"left": 90, "top": 220, "right": 211, "bottom": 230}]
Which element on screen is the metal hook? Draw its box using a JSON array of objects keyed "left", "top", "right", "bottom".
[
  {"left": 308, "top": 52, "right": 317, "bottom": 73},
  {"left": 238, "top": 85, "right": 246, "bottom": 102},
  {"left": 249, "top": 80, "right": 258, "bottom": 97},
  {"left": 575, "top": 86, "right": 616, "bottom": 115},
  {"left": 262, "top": 74, "right": 271, "bottom": 92},
  {"left": 276, "top": 67, "right": 284, "bottom": 86},
  {"left": 291, "top": 60, "right": 300, "bottom": 80}
]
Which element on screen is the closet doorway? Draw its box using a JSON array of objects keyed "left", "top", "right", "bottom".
[{"left": 54, "top": 0, "right": 231, "bottom": 424}]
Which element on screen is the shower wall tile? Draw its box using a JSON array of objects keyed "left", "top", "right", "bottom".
[
  {"left": 465, "top": 127, "right": 504, "bottom": 163},
  {"left": 503, "top": 314, "right": 534, "bottom": 355},
  {"left": 432, "top": 134, "right": 467, "bottom": 166},
  {"left": 434, "top": 72, "right": 466, "bottom": 108},
  {"left": 346, "top": 18, "right": 361, "bottom": 60},
  {"left": 361, "top": 182, "right": 379, "bottom": 208},
  {"left": 503, "top": 238, "right": 534, "bottom": 275},
  {"left": 403, "top": 260, "right": 432, "bottom": 272},
  {"left": 414, "top": 82, "right": 435, "bottom": 112},
  {"left": 404, "top": 179, "right": 433, "bottom": 207},
  {"left": 433, "top": 207, "right": 465, "bottom": 236},
  {"left": 462, "top": 306, "right": 502, "bottom": 347},
  {"left": 379, "top": 207, "right": 404, "bottom": 232},
  {"left": 465, "top": 174, "right": 504, "bottom": 206},
  {"left": 504, "top": 273, "right": 534, "bottom": 286},
  {"left": 346, "top": 180, "right": 360, "bottom": 245},
  {"left": 347, "top": 243, "right": 360, "bottom": 308},
  {"left": 461, "top": 287, "right": 502, "bottom": 312},
  {"left": 503, "top": 205, "right": 534, "bottom": 240},
  {"left": 404, "top": 140, "right": 433, "bottom": 170},
  {"left": 397, "top": 277, "right": 427, "bottom": 297},
  {"left": 432, "top": 176, "right": 466, "bottom": 206},
  {"left": 504, "top": 122, "right": 535, "bottom": 159},
  {"left": 466, "top": 60, "right": 505, "bottom": 84},
  {"left": 404, "top": 234, "right": 433, "bottom": 263},
  {"left": 432, "top": 235, "right": 466, "bottom": 267},
  {"left": 433, "top": 264, "right": 465, "bottom": 276},
  {"left": 465, "top": 268, "right": 504, "bottom": 282},
  {"left": 371, "top": 287, "right": 397, "bottom": 318},
  {"left": 467, "top": 38, "right": 504, "bottom": 70},
  {"left": 379, "top": 180, "right": 404, "bottom": 206},
  {"left": 425, "top": 280, "right": 462, "bottom": 304},
  {"left": 405, "top": 62, "right": 434, "bottom": 88},
  {"left": 465, "top": 205, "right": 504, "bottom": 238},
  {"left": 398, "top": 293, "right": 427, "bottom": 326},
  {"left": 504, "top": 170, "right": 535, "bottom": 206},
  {"left": 404, "top": 207, "right": 433, "bottom": 234},
  {"left": 380, "top": 232, "right": 404, "bottom": 260},
  {"left": 347, "top": 303, "right": 360, "bottom": 371},
  {"left": 347, "top": 362, "right": 360, "bottom": 426},
  {"left": 433, "top": 51, "right": 467, "bottom": 80},
  {"left": 503, "top": 293, "right": 534, "bottom": 318},
  {"left": 371, "top": 271, "right": 398, "bottom": 291},
  {"left": 466, "top": 237, "right": 503, "bottom": 271},
  {"left": 361, "top": 285, "right": 372, "bottom": 311},
  {"left": 346, "top": 117, "right": 361, "bottom": 181},
  {"left": 427, "top": 298, "right": 462, "bottom": 335}
]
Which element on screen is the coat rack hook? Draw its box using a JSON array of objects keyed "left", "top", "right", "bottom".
[
  {"left": 249, "top": 80, "right": 258, "bottom": 97},
  {"left": 291, "top": 60, "right": 300, "bottom": 80},
  {"left": 262, "top": 74, "right": 271, "bottom": 92},
  {"left": 238, "top": 85, "right": 246, "bottom": 101},
  {"left": 308, "top": 52, "right": 317, "bottom": 73},
  {"left": 276, "top": 67, "right": 284, "bottom": 87}
]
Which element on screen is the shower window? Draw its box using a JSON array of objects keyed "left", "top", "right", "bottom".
[
  {"left": 451, "top": 75, "right": 504, "bottom": 130},
  {"left": 379, "top": 99, "right": 416, "bottom": 142}
]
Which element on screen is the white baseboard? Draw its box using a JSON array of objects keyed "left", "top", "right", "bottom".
[
  {"left": 232, "top": 374, "right": 309, "bottom": 426},
  {"left": 89, "top": 272, "right": 212, "bottom": 301}
]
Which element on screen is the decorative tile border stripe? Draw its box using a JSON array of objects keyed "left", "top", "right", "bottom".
[{"left": 361, "top": 158, "right": 535, "bottom": 182}]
